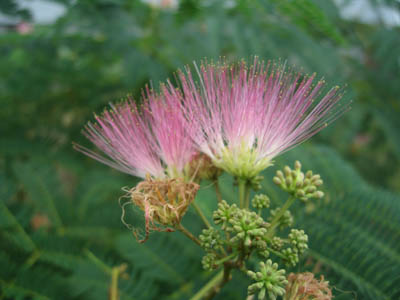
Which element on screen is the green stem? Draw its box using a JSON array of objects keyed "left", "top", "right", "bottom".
[
  {"left": 84, "top": 249, "right": 112, "bottom": 275},
  {"left": 244, "top": 185, "right": 251, "bottom": 209},
  {"left": 238, "top": 179, "right": 246, "bottom": 208},
  {"left": 215, "top": 253, "right": 236, "bottom": 265},
  {"left": 266, "top": 247, "right": 286, "bottom": 259},
  {"left": 110, "top": 264, "right": 128, "bottom": 300},
  {"left": 214, "top": 180, "right": 223, "bottom": 203},
  {"left": 192, "top": 201, "right": 212, "bottom": 229},
  {"left": 204, "top": 263, "right": 233, "bottom": 300},
  {"left": 110, "top": 267, "right": 119, "bottom": 300},
  {"left": 190, "top": 270, "right": 224, "bottom": 300},
  {"left": 266, "top": 196, "right": 296, "bottom": 239},
  {"left": 177, "top": 224, "right": 202, "bottom": 246}
]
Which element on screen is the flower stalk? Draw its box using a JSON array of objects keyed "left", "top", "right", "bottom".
[
  {"left": 238, "top": 179, "right": 246, "bottom": 208},
  {"left": 176, "top": 223, "right": 202, "bottom": 246},
  {"left": 192, "top": 201, "right": 212, "bottom": 229},
  {"left": 266, "top": 196, "right": 296, "bottom": 239}
]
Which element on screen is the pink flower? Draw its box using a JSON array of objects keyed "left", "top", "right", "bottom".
[
  {"left": 16, "top": 22, "right": 33, "bottom": 35},
  {"left": 179, "top": 59, "right": 347, "bottom": 179},
  {"left": 74, "top": 86, "right": 196, "bottom": 179}
]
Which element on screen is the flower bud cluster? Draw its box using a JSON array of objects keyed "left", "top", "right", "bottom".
[
  {"left": 247, "top": 260, "right": 288, "bottom": 300},
  {"left": 199, "top": 228, "right": 223, "bottom": 251},
  {"left": 229, "top": 209, "right": 268, "bottom": 247},
  {"left": 201, "top": 161, "right": 316, "bottom": 297},
  {"left": 209, "top": 198, "right": 310, "bottom": 266},
  {"left": 201, "top": 252, "right": 217, "bottom": 271},
  {"left": 279, "top": 229, "right": 308, "bottom": 267},
  {"left": 212, "top": 200, "right": 272, "bottom": 255},
  {"left": 252, "top": 194, "right": 270, "bottom": 210},
  {"left": 282, "top": 248, "right": 299, "bottom": 267},
  {"left": 213, "top": 200, "right": 239, "bottom": 230},
  {"left": 273, "top": 161, "right": 324, "bottom": 202},
  {"left": 289, "top": 229, "right": 308, "bottom": 254},
  {"left": 271, "top": 237, "right": 284, "bottom": 251}
]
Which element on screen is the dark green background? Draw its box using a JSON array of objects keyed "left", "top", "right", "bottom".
[{"left": 1, "top": 1, "right": 399, "bottom": 299}]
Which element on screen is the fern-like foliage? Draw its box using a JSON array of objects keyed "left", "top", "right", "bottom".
[{"left": 260, "top": 145, "right": 400, "bottom": 300}]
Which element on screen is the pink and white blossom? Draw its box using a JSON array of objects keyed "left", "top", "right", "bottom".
[
  {"left": 74, "top": 86, "right": 196, "bottom": 179},
  {"left": 179, "top": 59, "right": 347, "bottom": 179}
]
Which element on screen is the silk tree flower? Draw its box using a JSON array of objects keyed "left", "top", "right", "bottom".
[
  {"left": 74, "top": 86, "right": 196, "bottom": 180},
  {"left": 74, "top": 86, "right": 199, "bottom": 242},
  {"left": 284, "top": 272, "right": 332, "bottom": 300},
  {"left": 179, "top": 59, "right": 347, "bottom": 180}
]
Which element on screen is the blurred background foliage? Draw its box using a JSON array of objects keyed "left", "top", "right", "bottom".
[{"left": 1, "top": 0, "right": 399, "bottom": 299}]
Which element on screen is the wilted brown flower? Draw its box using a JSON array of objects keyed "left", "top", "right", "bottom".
[
  {"left": 127, "top": 176, "right": 199, "bottom": 243},
  {"left": 284, "top": 272, "right": 332, "bottom": 300}
]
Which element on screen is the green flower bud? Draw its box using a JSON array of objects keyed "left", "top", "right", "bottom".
[
  {"left": 314, "top": 179, "right": 323, "bottom": 186},
  {"left": 229, "top": 208, "right": 267, "bottom": 247},
  {"left": 282, "top": 248, "right": 299, "bottom": 267},
  {"left": 284, "top": 166, "right": 291, "bottom": 177},
  {"left": 305, "top": 186, "right": 316, "bottom": 193},
  {"left": 247, "top": 260, "right": 288, "bottom": 300},
  {"left": 252, "top": 194, "right": 270, "bottom": 210},
  {"left": 296, "top": 189, "right": 305, "bottom": 197},
  {"left": 271, "top": 237, "right": 284, "bottom": 251},
  {"left": 273, "top": 177, "right": 282, "bottom": 185},
  {"left": 314, "top": 191, "right": 324, "bottom": 199},
  {"left": 199, "top": 228, "right": 222, "bottom": 251},
  {"left": 213, "top": 200, "right": 238, "bottom": 230},
  {"left": 201, "top": 253, "right": 217, "bottom": 271},
  {"left": 273, "top": 161, "right": 325, "bottom": 202},
  {"left": 311, "top": 174, "right": 321, "bottom": 181},
  {"left": 289, "top": 229, "right": 308, "bottom": 254}
]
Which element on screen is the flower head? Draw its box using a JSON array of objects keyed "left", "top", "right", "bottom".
[
  {"left": 74, "top": 85, "right": 196, "bottom": 180},
  {"left": 127, "top": 176, "right": 199, "bottom": 243},
  {"left": 284, "top": 272, "right": 332, "bottom": 300},
  {"left": 180, "top": 59, "right": 347, "bottom": 179}
]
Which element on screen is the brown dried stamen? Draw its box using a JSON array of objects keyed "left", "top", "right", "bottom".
[
  {"left": 128, "top": 176, "right": 199, "bottom": 243},
  {"left": 285, "top": 272, "right": 332, "bottom": 300}
]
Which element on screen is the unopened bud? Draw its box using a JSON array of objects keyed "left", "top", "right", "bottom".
[
  {"left": 311, "top": 174, "right": 321, "bottom": 181},
  {"left": 314, "top": 191, "right": 324, "bottom": 199},
  {"left": 284, "top": 166, "right": 291, "bottom": 176},
  {"left": 273, "top": 177, "right": 282, "bottom": 185},
  {"left": 294, "top": 160, "right": 301, "bottom": 170},
  {"left": 306, "top": 186, "right": 316, "bottom": 193},
  {"left": 296, "top": 189, "right": 305, "bottom": 197},
  {"left": 314, "top": 179, "right": 323, "bottom": 186}
]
